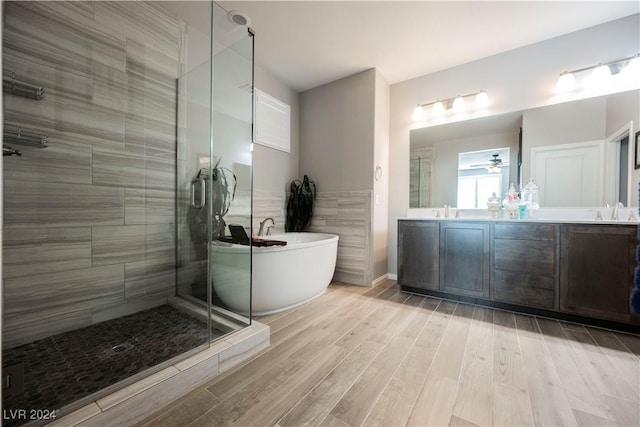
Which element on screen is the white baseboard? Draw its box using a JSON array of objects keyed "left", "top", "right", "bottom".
[
  {"left": 372, "top": 274, "right": 388, "bottom": 287},
  {"left": 387, "top": 273, "right": 398, "bottom": 281}
]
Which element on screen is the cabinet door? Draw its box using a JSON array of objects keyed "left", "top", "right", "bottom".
[
  {"left": 440, "top": 222, "right": 490, "bottom": 298},
  {"left": 560, "top": 225, "right": 636, "bottom": 322},
  {"left": 492, "top": 223, "right": 557, "bottom": 309},
  {"left": 398, "top": 221, "right": 439, "bottom": 290}
]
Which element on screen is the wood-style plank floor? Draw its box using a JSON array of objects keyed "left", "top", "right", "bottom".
[{"left": 136, "top": 281, "right": 640, "bottom": 427}]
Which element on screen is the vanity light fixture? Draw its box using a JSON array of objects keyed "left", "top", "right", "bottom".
[
  {"left": 588, "top": 63, "right": 612, "bottom": 88},
  {"left": 556, "top": 71, "right": 576, "bottom": 92},
  {"left": 431, "top": 100, "right": 446, "bottom": 117},
  {"left": 555, "top": 53, "right": 640, "bottom": 93},
  {"left": 474, "top": 90, "right": 489, "bottom": 108},
  {"left": 621, "top": 54, "right": 640, "bottom": 81},
  {"left": 452, "top": 96, "right": 466, "bottom": 112},
  {"left": 412, "top": 90, "right": 489, "bottom": 121}
]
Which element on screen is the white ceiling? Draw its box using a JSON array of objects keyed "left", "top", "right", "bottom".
[{"left": 216, "top": 1, "right": 640, "bottom": 92}]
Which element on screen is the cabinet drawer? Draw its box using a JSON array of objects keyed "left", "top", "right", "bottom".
[
  {"left": 493, "top": 270, "right": 554, "bottom": 309},
  {"left": 494, "top": 239, "right": 555, "bottom": 275},
  {"left": 495, "top": 223, "right": 556, "bottom": 241}
]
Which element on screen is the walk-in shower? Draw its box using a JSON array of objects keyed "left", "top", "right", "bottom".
[{"left": 1, "top": 1, "right": 253, "bottom": 424}]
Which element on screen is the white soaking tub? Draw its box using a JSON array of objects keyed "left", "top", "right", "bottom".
[{"left": 211, "top": 232, "right": 339, "bottom": 316}]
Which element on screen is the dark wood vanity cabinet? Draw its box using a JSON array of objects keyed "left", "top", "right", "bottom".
[
  {"left": 439, "top": 222, "right": 490, "bottom": 298},
  {"left": 398, "top": 221, "right": 439, "bottom": 290},
  {"left": 560, "top": 225, "right": 638, "bottom": 323},
  {"left": 398, "top": 219, "right": 639, "bottom": 331},
  {"left": 492, "top": 223, "right": 557, "bottom": 309}
]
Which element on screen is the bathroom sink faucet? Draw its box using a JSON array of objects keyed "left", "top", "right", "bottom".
[
  {"left": 611, "top": 202, "right": 624, "bottom": 220},
  {"left": 258, "top": 217, "right": 275, "bottom": 236}
]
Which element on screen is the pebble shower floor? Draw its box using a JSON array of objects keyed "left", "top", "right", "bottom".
[{"left": 2, "top": 305, "right": 230, "bottom": 427}]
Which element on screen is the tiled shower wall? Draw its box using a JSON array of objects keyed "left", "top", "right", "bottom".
[{"left": 2, "top": 2, "right": 184, "bottom": 348}]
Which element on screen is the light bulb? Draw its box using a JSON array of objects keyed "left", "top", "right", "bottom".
[
  {"left": 412, "top": 105, "right": 425, "bottom": 121},
  {"left": 452, "top": 96, "right": 466, "bottom": 113},
  {"left": 589, "top": 64, "right": 611, "bottom": 89},
  {"left": 431, "top": 101, "right": 445, "bottom": 117},
  {"left": 621, "top": 56, "right": 640, "bottom": 86},
  {"left": 474, "top": 91, "right": 489, "bottom": 108},
  {"left": 556, "top": 72, "right": 575, "bottom": 93}
]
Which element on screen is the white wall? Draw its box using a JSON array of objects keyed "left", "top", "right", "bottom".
[{"left": 388, "top": 13, "right": 640, "bottom": 275}]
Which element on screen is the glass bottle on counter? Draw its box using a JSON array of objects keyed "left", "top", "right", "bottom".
[
  {"left": 503, "top": 183, "right": 520, "bottom": 219},
  {"left": 487, "top": 192, "right": 500, "bottom": 218},
  {"left": 521, "top": 178, "right": 540, "bottom": 218}
]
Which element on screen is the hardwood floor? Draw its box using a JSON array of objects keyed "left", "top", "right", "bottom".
[{"left": 136, "top": 281, "right": 640, "bottom": 427}]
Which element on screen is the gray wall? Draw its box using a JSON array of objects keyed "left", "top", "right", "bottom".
[
  {"left": 251, "top": 65, "right": 300, "bottom": 233},
  {"left": 2, "top": 1, "right": 184, "bottom": 347},
  {"left": 300, "top": 69, "right": 375, "bottom": 192},
  {"left": 389, "top": 13, "right": 640, "bottom": 276},
  {"left": 521, "top": 98, "right": 606, "bottom": 181},
  {"left": 373, "top": 70, "right": 390, "bottom": 281},
  {"left": 413, "top": 130, "right": 520, "bottom": 207},
  {"left": 300, "top": 68, "right": 390, "bottom": 285}
]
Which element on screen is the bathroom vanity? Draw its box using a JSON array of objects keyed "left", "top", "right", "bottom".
[{"left": 398, "top": 218, "right": 640, "bottom": 332}]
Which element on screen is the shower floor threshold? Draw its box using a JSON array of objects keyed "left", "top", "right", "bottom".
[{"left": 49, "top": 321, "right": 269, "bottom": 427}]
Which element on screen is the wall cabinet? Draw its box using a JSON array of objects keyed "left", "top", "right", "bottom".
[
  {"left": 398, "top": 219, "right": 639, "bottom": 330},
  {"left": 440, "top": 222, "right": 490, "bottom": 298},
  {"left": 560, "top": 225, "right": 636, "bottom": 322}
]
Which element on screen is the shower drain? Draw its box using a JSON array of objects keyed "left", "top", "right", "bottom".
[{"left": 111, "top": 342, "right": 134, "bottom": 353}]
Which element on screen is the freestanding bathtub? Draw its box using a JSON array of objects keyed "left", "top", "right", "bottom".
[{"left": 211, "top": 232, "right": 339, "bottom": 316}]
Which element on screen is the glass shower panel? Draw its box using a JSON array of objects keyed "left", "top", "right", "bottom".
[
  {"left": 1, "top": 1, "right": 222, "bottom": 423},
  {"left": 176, "top": 60, "right": 214, "bottom": 306},
  {"left": 176, "top": 3, "right": 253, "bottom": 327},
  {"left": 209, "top": 22, "right": 254, "bottom": 326}
]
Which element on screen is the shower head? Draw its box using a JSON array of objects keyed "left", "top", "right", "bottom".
[{"left": 228, "top": 10, "right": 251, "bottom": 27}]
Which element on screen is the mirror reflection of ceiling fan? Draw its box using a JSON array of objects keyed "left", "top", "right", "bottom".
[{"left": 470, "top": 154, "right": 509, "bottom": 173}]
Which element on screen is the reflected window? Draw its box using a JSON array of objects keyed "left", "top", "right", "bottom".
[
  {"left": 457, "top": 175, "right": 501, "bottom": 208},
  {"left": 458, "top": 148, "right": 510, "bottom": 208}
]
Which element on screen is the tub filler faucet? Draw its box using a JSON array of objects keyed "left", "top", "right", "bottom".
[{"left": 258, "top": 217, "right": 275, "bottom": 236}]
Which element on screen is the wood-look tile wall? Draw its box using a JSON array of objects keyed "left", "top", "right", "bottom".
[
  {"left": 252, "top": 190, "right": 286, "bottom": 234},
  {"left": 309, "top": 190, "right": 373, "bottom": 286},
  {"left": 2, "top": 1, "right": 183, "bottom": 348},
  {"left": 253, "top": 190, "right": 372, "bottom": 285}
]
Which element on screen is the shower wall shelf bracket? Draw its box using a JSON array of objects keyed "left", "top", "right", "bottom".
[
  {"left": 3, "top": 125, "right": 48, "bottom": 148},
  {"left": 3, "top": 69, "right": 45, "bottom": 100}
]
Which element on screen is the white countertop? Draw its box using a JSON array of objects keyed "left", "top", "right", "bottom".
[{"left": 403, "top": 207, "right": 639, "bottom": 225}]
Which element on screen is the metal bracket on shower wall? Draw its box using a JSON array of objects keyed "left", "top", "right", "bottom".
[
  {"left": 3, "top": 145, "right": 22, "bottom": 157},
  {"left": 3, "top": 125, "right": 48, "bottom": 149},
  {"left": 3, "top": 69, "right": 45, "bottom": 100}
]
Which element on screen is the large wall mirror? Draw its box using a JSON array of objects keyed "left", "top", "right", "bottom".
[{"left": 410, "top": 89, "right": 639, "bottom": 208}]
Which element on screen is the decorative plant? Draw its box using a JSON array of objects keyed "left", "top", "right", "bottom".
[
  {"left": 188, "top": 158, "right": 237, "bottom": 259},
  {"left": 286, "top": 175, "right": 317, "bottom": 232}
]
